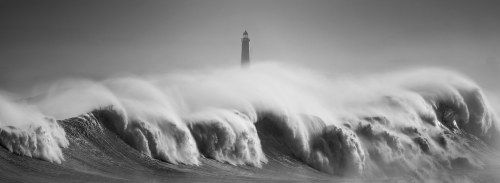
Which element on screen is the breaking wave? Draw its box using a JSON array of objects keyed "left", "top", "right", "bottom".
[
  {"left": 0, "top": 94, "right": 68, "bottom": 163},
  {"left": 0, "top": 62, "right": 498, "bottom": 181}
]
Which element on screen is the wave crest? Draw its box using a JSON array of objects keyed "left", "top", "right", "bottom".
[
  {"left": 186, "top": 109, "right": 267, "bottom": 167},
  {"left": 92, "top": 107, "right": 200, "bottom": 165}
]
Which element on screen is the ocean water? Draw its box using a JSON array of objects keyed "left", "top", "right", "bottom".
[{"left": 0, "top": 63, "right": 499, "bottom": 182}]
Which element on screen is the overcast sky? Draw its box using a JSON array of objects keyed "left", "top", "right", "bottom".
[{"left": 1, "top": 0, "right": 499, "bottom": 93}]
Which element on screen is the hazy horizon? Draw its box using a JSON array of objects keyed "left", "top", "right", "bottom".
[{"left": 1, "top": 0, "right": 499, "bottom": 93}]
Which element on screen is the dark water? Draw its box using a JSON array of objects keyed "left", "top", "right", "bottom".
[{"left": 1, "top": 111, "right": 499, "bottom": 183}]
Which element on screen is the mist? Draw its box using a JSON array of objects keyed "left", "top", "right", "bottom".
[{"left": 0, "top": 61, "right": 498, "bottom": 181}]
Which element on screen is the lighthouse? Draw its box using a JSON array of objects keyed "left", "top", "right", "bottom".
[{"left": 241, "top": 30, "right": 250, "bottom": 67}]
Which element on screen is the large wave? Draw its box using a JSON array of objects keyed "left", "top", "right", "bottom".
[{"left": 0, "top": 62, "right": 498, "bottom": 180}]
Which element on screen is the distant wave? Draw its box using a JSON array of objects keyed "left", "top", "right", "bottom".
[{"left": 0, "top": 62, "right": 498, "bottom": 181}]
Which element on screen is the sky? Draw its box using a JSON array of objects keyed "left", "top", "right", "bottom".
[{"left": 1, "top": 0, "right": 499, "bottom": 93}]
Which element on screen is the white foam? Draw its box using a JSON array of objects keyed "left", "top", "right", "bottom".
[{"left": 0, "top": 94, "right": 68, "bottom": 163}]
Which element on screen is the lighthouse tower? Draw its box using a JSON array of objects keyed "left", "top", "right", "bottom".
[{"left": 241, "top": 30, "right": 250, "bottom": 67}]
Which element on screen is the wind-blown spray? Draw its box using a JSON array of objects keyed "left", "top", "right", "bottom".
[{"left": 0, "top": 62, "right": 498, "bottom": 181}]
